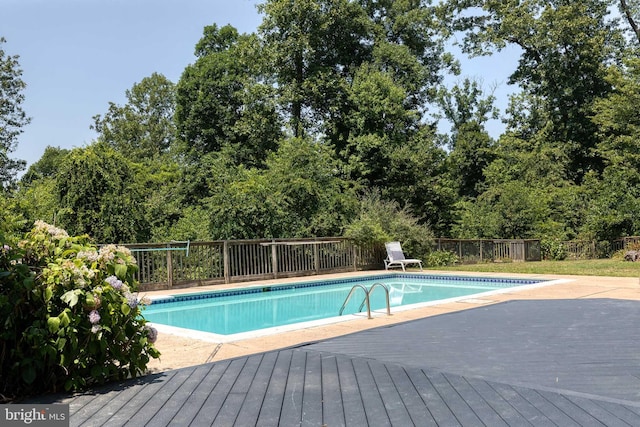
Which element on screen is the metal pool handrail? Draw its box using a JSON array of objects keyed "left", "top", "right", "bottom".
[{"left": 339, "top": 283, "right": 391, "bottom": 319}]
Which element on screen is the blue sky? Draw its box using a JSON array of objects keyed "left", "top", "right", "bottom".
[{"left": 2, "top": 0, "right": 517, "bottom": 171}]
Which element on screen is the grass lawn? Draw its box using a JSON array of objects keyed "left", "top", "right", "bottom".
[{"left": 429, "top": 258, "right": 640, "bottom": 277}]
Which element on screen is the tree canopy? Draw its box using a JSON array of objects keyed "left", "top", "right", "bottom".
[{"left": 4, "top": 0, "right": 640, "bottom": 251}]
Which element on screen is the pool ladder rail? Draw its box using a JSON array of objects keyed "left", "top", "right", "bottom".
[{"left": 339, "top": 283, "right": 392, "bottom": 319}]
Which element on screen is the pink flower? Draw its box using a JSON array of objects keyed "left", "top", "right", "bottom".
[
  {"left": 88, "top": 310, "right": 101, "bottom": 325},
  {"left": 145, "top": 325, "right": 158, "bottom": 344},
  {"left": 105, "top": 275, "right": 124, "bottom": 290}
]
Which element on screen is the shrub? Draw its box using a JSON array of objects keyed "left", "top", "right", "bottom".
[
  {"left": 344, "top": 191, "right": 434, "bottom": 260},
  {"left": 0, "top": 221, "right": 160, "bottom": 400},
  {"left": 426, "top": 250, "right": 459, "bottom": 267},
  {"left": 540, "top": 239, "right": 568, "bottom": 261}
]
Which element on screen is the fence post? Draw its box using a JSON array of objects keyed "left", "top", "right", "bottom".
[
  {"left": 166, "top": 243, "right": 174, "bottom": 289},
  {"left": 314, "top": 240, "right": 320, "bottom": 274},
  {"left": 480, "top": 240, "right": 483, "bottom": 262},
  {"left": 352, "top": 243, "right": 358, "bottom": 271},
  {"left": 223, "top": 241, "right": 230, "bottom": 284},
  {"left": 271, "top": 240, "right": 278, "bottom": 279}
]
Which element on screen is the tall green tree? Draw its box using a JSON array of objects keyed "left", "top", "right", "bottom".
[
  {"left": 451, "top": 0, "right": 622, "bottom": 183},
  {"left": 0, "top": 37, "right": 30, "bottom": 189},
  {"left": 584, "top": 58, "right": 640, "bottom": 240},
  {"left": 92, "top": 73, "right": 176, "bottom": 160},
  {"left": 259, "top": 0, "right": 371, "bottom": 138},
  {"left": 436, "top": 78, "right": 498, "bottom": 199},
  {"left": 205, "top": 136, "right": 358, "bottom": 239},
  {"left": 175, "top": 25, "right": 282, "bottom": 168},
  {"left": 259, "top": 0, "right": 456, "bottom": 143}
]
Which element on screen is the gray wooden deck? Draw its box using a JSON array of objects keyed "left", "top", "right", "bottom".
[{"left": 29, "top": 298, "right": 640, "bottom": 426}]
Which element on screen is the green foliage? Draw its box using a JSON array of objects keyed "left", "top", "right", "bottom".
[
  {"left": 0, "top": 37, "right": 30, "bottom": 189},
  {"left": 205, "top": 137, "right": 358, "bottom": 239},
  {"left": 453, "top": 0, "right": 621, "bottom": 183},
  {"left": 56, "top": 144, "right": 148, "bottom": 243},
  {"left": 579, "top": 168, "right": 640, "bottom": 241},
  {"left": 10, "top": 2, "right": 640, "bottom": 249},
  {"left": 175, "top": 25, "right": 281, "bottom": 166},
  {"left": 92, "top": 73, "right": 176, "bottom": 160},
  {"left": 0, "top": 221, "right": 159, "bottom": 399},
  {"left": 426, "top": 250, "right": 459, "bottom": 267},
  {"left": 540, "top": 239, "right": 568, "bottom": 261},
  {"left": 20, "top": 146, "right": 70, "bottom": 185},
  {"left": 452, "top": 181, "right": 547, "bottom": 239},
  {"left": 344, "top": 191, "right": 434, "bottom": 260}
]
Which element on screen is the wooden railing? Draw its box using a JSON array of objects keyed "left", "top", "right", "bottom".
[
  {"left": 124, "top": 238, "right": 384, "bottom": 291},
  {"left": 435, "top": 239, "right": 542, "bottom": 263},
  {"left": 611, "top": 236, "right": 640, "bottom": 253},
  {"left": 562, "top": 240, "right": 597, "bottom": 260}
]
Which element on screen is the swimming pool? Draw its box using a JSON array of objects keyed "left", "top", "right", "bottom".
[{"left": 144, "top": 273, "right": 550, "bottom": 341}]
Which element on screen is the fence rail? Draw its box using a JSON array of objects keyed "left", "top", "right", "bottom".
[
  {"left": 125, "top": 238, "right": 383, "bottom": 291},
  {"left": 435, "top": 239, "right": 541, "bottom": 263},
  {"left": 122, "top": 238, "right": 546, "bottom": 291}
]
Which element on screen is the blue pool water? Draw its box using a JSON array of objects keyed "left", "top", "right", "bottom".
[{"left": 143, "top": 274, "right": 544, "bottom": 336}]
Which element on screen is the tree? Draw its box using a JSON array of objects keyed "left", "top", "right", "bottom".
[
  {"left": 0, "top": 37, "right": 30, "bottom": 189},
  {"left": 619, "top": 0, "right": 640, "bottom": 45},
  {"left": 56, "top": 144, "right": 147, "bottom": 243},
  {"left": 436, "top": 78, "right": 498, "bottom": 199},
  {"left": 452, "top": 181, "right": 552, "bottom": 239},
  {"left": 20, "top": 146, "right": 69, "bottom": 185},
  {"left": 92, "top": 73, "right": 176, "bottom": 160},
  {"left": 259, "top": 0, "right": 371, "bottom": 138},
  {"left": 451, "top": 0, "right": 622, "bottom": 183},
  {"left": 205, "top": 136, "right": 358, "bottom": 239},
  {"left": 584, "top": 58, "right": 640, "bottom": 240},
  {"left": 592, "top": 59, "right": 640, "bottom": 173},
  {"left": 175, "top": 25, "right": 282, "bottom": 167}
]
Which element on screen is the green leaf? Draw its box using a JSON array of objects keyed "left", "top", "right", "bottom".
[
  {"left": 59, "top": 310, "right": 71, "bottom": 327},
  {"left": 85, "top": 292, "right": 95, "bottom": 308},
  {"left": 121, "top": 303, "right": 131, "bottom": 315},
  {"left": 56, "top": 337, "right": 67, "bottom": 351},
  {"left": 47, "top": 316, "right": 60, "bottom": 333},
  {"left": 61, "top": 289, "right": 80, "bottom": 307},
  {"left": 91, "top": 365, "right": 104, "bottom": 378},
  {"left": 44, "top": 286, "right": 53, "bottom": 302},
  {"left": 115, "top": 263, "right": 128, "bottom": 279}
]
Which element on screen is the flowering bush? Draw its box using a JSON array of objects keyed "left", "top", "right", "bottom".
[{"left": 0, "top": 221, "right": 159, "bottom": 399}]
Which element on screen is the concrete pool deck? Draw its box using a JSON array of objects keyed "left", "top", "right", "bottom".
[
  {"left": 144, "top": 270, "right": 640, "bottom": 373},
  {"left": 28, "top": 270, "right": 640, "bottom": 426}
]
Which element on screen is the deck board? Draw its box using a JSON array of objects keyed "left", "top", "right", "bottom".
[{"left": 25, "top": 299, "right": 640, "bottom": 426}]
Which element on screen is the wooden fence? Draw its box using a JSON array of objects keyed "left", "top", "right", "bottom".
[
  {"left": 122, "top": 237, "right": 546, "bottom": 290},
  {"left": 435, "top": 239, "right": 541, "bottom": 263},
  {"left": 563, "top": 236, "right": 640, "bottom": 259},
  {"left": 125, "top": 238, "right": 383, "bottom": 291}
]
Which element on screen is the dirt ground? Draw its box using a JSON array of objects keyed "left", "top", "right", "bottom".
[{"left": 145, "top": 271, "right": 640, "bottom": 373}]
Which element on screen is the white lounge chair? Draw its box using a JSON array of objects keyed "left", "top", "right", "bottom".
[{"left": 384, "top": 241, "right": 423, "bottom": 271}]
